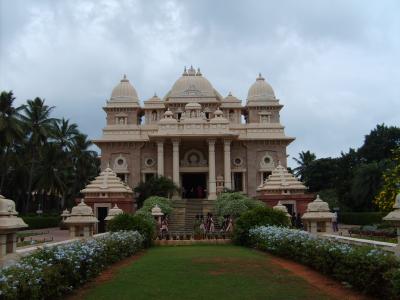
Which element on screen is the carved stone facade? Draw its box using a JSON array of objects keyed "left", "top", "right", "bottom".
[{"left": 94, "top": 67, "right": 295, "bottom": 203}]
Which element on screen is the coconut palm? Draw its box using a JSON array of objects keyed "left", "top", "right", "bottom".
[
  {"left": 293, "top": 150, "right": 316, "bottom": 181},
  {"left": 52, "top": 118, "right": 79, "bottom": 150},
  {"left": 0, "top": 91, "right": 25, "bottom": 192},
  {"left": 19, "top": 98, "right": 56, "bottom": 212}
]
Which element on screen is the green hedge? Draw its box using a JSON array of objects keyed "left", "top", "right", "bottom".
[
  {"left": 0, "top": 231, "right": 144, "bottom": 299},
  {"left": 250, "top": 226, "right": 400, "bottom": 299},
  {"left": 338, "top": 212, "right": 386, "bottom": 225},
  {"left": 22, "top": 215, "right": 61, "bottom": 229}
]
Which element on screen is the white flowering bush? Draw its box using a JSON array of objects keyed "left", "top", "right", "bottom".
[
  {"left": 250, "top": 226, "right": 400, "bottom": 298},
  {"left": 0, "top": 231, "right": 144, "bottom": 300}
]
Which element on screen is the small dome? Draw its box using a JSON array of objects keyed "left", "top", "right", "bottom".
[
  {"left": 306, "top": 195, "right": 330, "bottom": 212},
  {"left": 168, "top": 66, "right": 217, "bottom": 98},
  {"left": 64, "top": 200, "right": 98, "bottom": 224},
  {"left": 105, "top": 204, "right": 123, "bottom": 221},
  {"left": 247, "top": 73, "right": 275, "bottom": 101},
  {"left": 61, "top": 209, "right": 70, "bottom": 217},
  {"left": 159, "top": 109, "right": 177, "bottom": 124},
  {"left": 383, "top": 192, "right": 400, "bottom": 223},
  {"left": 0, "top": 195, "right": 27, "bottom": 229},
  {"left": 210, "top": 107, "right": 229, "bottom": 124},
  {"left": 151, "top": 204, "right": 164, "bottom": 216},
  {"left": 273, "top": 201, "right": 291, "bottom": 218},
  {"left": 110, "top": 75, "right": 139, "bottom": 102},
  {"left": 70, "top": 199, "right": 94, "bottom": 216}
]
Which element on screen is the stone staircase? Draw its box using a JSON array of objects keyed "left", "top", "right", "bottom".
[
  {"left": 184, "top": 199, "right": 204, "bottom": 232},
  {"left": 168, "top": 199, "right": 220, "bottom": 233}
]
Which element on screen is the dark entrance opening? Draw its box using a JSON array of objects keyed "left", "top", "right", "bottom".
[
  {"left": 182, "top": 173, "right": 207, "bottom": 199},
  {"left": 283, "top": 204, "right": 294, "bottom": 215},
  {"left": 97, "top": 207, "right": 108, "bottom": 233}
]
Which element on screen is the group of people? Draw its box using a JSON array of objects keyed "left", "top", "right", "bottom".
[
  {"left": 182, "top": 185, "right": 206, "bottom": 199},
  {"left": 194, "top": 213, "right": 234, "bottom": 235},
  {"left": 157, "top": 215, "right": 169, "bottom": 238}
]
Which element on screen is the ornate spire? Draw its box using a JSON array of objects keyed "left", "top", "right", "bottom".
[
  {"left": 196, "top": 68, "right": 202, "bottom": 76},
  {"left": 257, "top": 73, "right": 265, "bottom": 81},
  {"left": 183, "top": 66, "right": 188, "bottom": 76}
]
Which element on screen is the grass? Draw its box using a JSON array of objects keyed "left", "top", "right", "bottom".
[{"left": 83, "top": 245, "right": 332, "bottom": 300}]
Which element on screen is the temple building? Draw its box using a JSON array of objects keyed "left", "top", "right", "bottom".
[{"left": 93, "top": 66, "right": 298, "bottom": 225}]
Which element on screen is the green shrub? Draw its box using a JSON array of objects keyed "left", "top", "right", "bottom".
[
  {"left": 214, "top": 192, "right": 264, "bottom": 222},
  {"left": 250, "top": 226, "right": 400, "bottom": 299},
  {"left": 137, "top": 196, "right": 173, "bottom": 215},
  {"left": 107, "top": 213, "right": 155, "bottom": 247},
  {"left": 338, "top": 212, "right": 386, "bottom": 225},
  {"left": 22, "top": 215, "right": 61, "bottom": 229},
  {"left": 0, "top": 231, "right": 143, "bottom": 300},
  {"left": 233, "top": 206, "right": 289, "bottom": 245},
  {"left": 133, "top": 176, "right": 177, "bottom": 208}
]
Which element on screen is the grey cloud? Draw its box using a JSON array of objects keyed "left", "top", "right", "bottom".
[{"left": 0, "top": 0, "right": 399, "bottom": 167}]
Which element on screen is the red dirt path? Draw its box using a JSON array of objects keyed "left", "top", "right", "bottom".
[{"left": 265, "top": 252, "right": 374, "bottom": 300}]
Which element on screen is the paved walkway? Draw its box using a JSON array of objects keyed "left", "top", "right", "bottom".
[{"left": 18, "top": 227, "right": 70, "bottom": 246}]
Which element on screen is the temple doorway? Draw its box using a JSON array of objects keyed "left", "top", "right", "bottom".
[
  {"left": 97, "top": 207, "right": 108, "bottom": 233},
  {"left": 181, "top": 173, "right": 207, "bottom": 199}
]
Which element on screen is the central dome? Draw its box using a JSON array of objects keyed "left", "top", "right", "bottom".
[{"left": 167, "top": 66, "right": 218, "bottom": 98}]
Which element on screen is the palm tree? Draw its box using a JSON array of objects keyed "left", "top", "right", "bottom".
[
  {"left": 20, "top": 98, "right": 56, "bottom": 212},
  {"left": 53, "top": 118, "right": 79, "bottom": 150},
  {"left": 0, "top": 91, "right": 25, "bottom": 192},
  {"left": 66, "top": 133, "right": 99, "bottom": 208},
  {"left": 293, "top": 150, "right": 317, "bottom": 181}
]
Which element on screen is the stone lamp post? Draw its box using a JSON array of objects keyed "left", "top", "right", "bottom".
[
  {"left": 64, "top": 200, "right": 98, "bottom": 238},
  {"left": 151, "top": 205, "right": 164, "bottom": 235},
  {"left": 302, "top": 195, "right": 335, "bottom": 234},
  {"left": 60, "top": 209, "right": 70, "bottom": 230},
  {"left": 105, "top": 204, "right": 123, "bottom": 222},
  {"left": 273, "top": 201, "right": 291, "bottom": 220},
  {"left": 0, "top": 195, "right": 28, "bottom": 258},
  {"left": 383, "top": 193, "right": 400, "bottom": 247}
]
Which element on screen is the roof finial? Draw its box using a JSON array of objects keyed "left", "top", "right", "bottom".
[
  {"left": 228, "top": 91, "right": 232, "bottom": 96},
  {"left": 153, "top": 92, "right": 158, "bottom": 98},
  {"left": 257, "top": 73, "right": 265, "bottom": 81},
  {"left": 196, "top": 68, "right": 202, "bottom": 76},
  {"left": 123, "top": 74, "right": 127, "bottom": 80}
]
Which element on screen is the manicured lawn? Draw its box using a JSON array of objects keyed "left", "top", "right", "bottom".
[{"left": 83, "top": 245, "right": 332, "bottom": 300}]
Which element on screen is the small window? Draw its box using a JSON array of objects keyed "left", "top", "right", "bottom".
[
  {"left": 177, "top": 112, "right": 182, "bottom": 120},
  {"left": 205, "top": 112, "right": 210, "bottom": 119},
  {"left": 233, "top": 173, "right": 243, "bottom": 192},
  {"left": 117, "top": 159, "right": 124, "bottom": 165},
  {"left": 264, "top": 157, "right": 271, "bottom": 164}
]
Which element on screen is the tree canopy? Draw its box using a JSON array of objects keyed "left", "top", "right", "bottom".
[
  {"left": 0, "top": 91, "right": 99, "bottom": 213},
  {"left": 293, "top": 124, "right": 400, "bottom": 212}
]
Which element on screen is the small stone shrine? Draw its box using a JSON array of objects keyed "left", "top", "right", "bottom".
[
  {"left": 302, "top": 195, "right": 334, "bottom": 234},
  {"left": 0, "top": 195, "right": 27, "bottom": 257},
  {"left": 64, "top": 200, "right": 98, "bottom": 238}
]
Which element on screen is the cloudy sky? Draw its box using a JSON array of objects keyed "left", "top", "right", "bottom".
[{"left": 1, "top": 0, "right": 399, "bottom": 167}]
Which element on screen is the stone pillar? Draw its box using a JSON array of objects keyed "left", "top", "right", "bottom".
[
  {"left": 83, "top": 226, "right": 90, "bottom": 238},
  {"left": 0, "top": 235, "right": 6, "bottom": 257},
  {"left": 208, "top": 139, "right": 217, "bottom": 200},
  {"left": 157, "top": 140, "right": 164, "bottom": 177},
  {"left": 69, "top": 226, "right": 76, "bottom": 238},
  {"left": 223, "top": 139, "right": 232, "bottom": 190},
  {"left": 172, "top": 139, "right": 180, "bottom": 187},
  {"left": 7, "top": 233, "right": 16, "bottom": 254},
  {"left": 310, "top": 221, "right": 317, "bottom": 234}
]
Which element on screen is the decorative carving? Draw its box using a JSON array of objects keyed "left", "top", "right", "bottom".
[
  {"left": 113, "top": 154, "right": 128, "bottom": 171},
  {"left": 260, "top": 153, "right": 274, "bottom": 170},
  {"left": 181, "top": 149, "right": 207, "bottom": 167}
]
